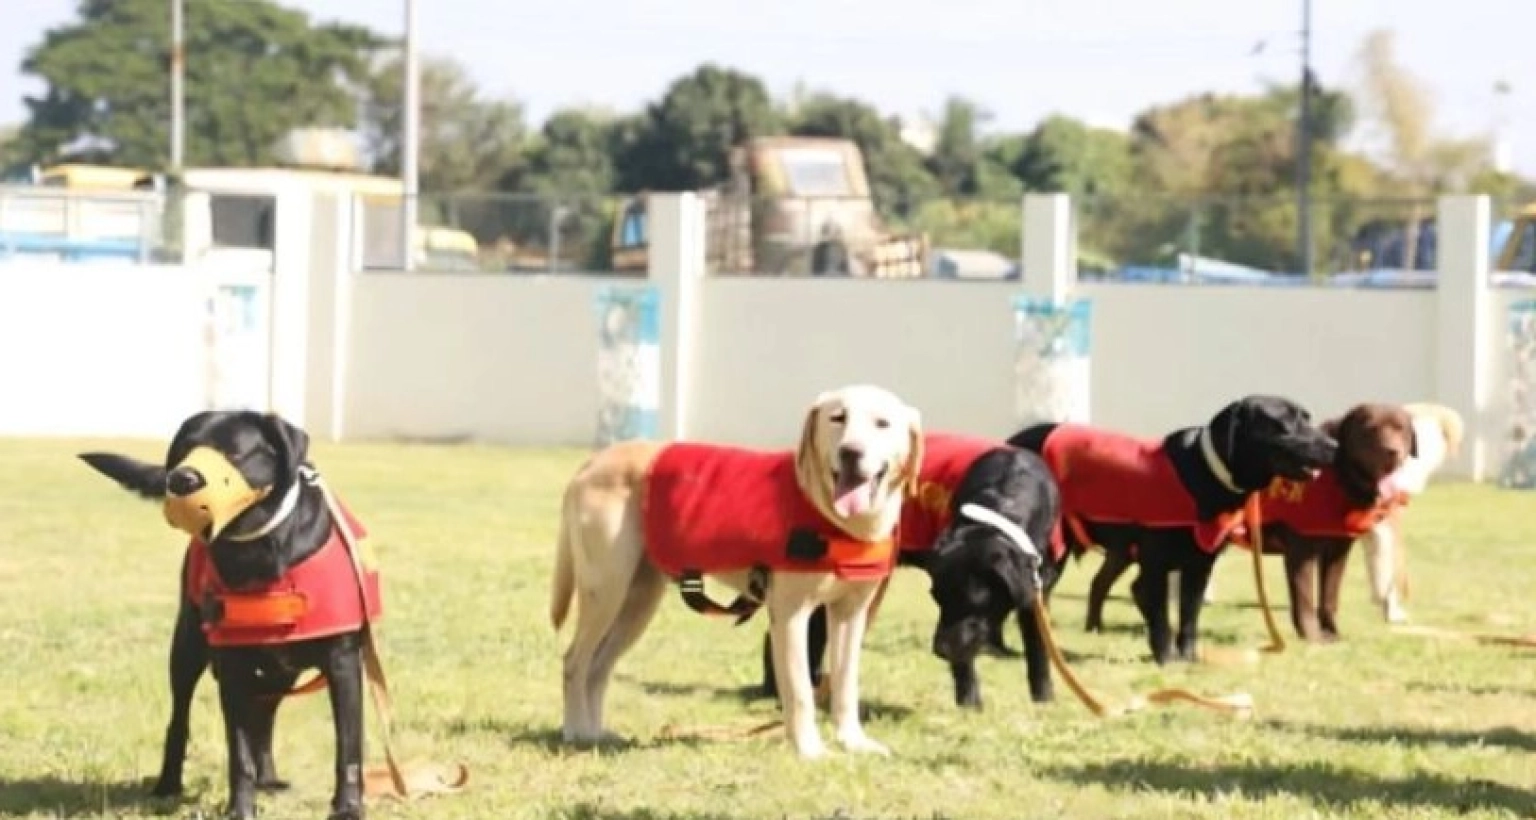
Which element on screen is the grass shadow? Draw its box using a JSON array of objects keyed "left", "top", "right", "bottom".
[
  {"left": 0, "top": 776, "right": 185, "bottom": 818},
  {"left": 1266, "top": 718, "right": 1536, "bottom": 753},
  {"left": 1407, "top": 679, "right": 1536, "bottom": 698},
  {"left": 498, "top": 725, "right": 745, "bottom": 754},
  {"left": 614, "top": 676, "right": 916, "bottom": 721},
  {"left": 554, "top": 801, "right": 756, "bottom": 820},
  {"left": 1042, "top": 759, "right": 1534, "bottom": 815}
]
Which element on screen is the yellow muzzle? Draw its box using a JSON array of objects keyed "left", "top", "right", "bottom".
[{"left": 163, "top": 446, "right": 271, "bottom": 541}]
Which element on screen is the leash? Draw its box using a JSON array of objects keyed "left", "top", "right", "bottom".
[
  {"left": 962, "top": 504, "right": 1254, "bottom": 720},
  {"left": 310, "top": 472, "right": 470, "bottom": 802},
  {"left": 1188, "top": 496, "right": 1287, "bottom": 667},
  {"left": 1031, "top": 596, "right": 1254, "bottom": 718},
  {"left": 1244, "top": 494, "right": 1288, "bottom": 656}
]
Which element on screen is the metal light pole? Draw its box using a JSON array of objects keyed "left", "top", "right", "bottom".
[
  {"left": 170, "top": 0, "right": 185, "bottom": 172},
  {"left": 1296, "top": 0, "right": 1314, "bottom": 278},
  {"left": 401, "top": 0, "right": 421, "bottom": 271}
]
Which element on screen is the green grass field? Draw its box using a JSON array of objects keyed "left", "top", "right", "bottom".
[{"left": 0, "top": 437, "right": 1532, "bottom": 820}]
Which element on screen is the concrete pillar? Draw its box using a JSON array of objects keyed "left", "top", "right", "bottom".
[
  {"left": 1435, "top": 194, "right": 1493, "bottom": 480},
  {"left": 267, "top": 184, "right": 314, "bottom": 428},
  {"left": 1021, "top": 192, "right": 1078, "bottom": 304},
  {"left": 301, "top": 192, "right": 357, "bottom": 441},
  {"left": 647, "top": 192, "right": 708, "bottom": 441}
]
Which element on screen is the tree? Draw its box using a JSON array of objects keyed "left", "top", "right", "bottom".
[
  {"left": 517, "top": 109, "right": 622, "bottom": 196},
  {"left": 616, "top": 64, "right": 781, "bottom": 192},
  {"left": 505, "top": 108, "right": 629, "bottom": 269},
  {"left": 12, "top": 0, "right": 383, "bottom": 168},
  {"left": 362, "top": 54, "right": 526, "bottom": 193},
  {"left": 1010, "top": 115, "right": 1132, "bottom": 197},
  {"left": 1112, "top": 84, "right": 1366, "bottom": 274},
  {"left": 787, "top": 93, "right": 939, "bottom": 217},
  {"left": 1352, "top": 28, "right": 1494, "bottom": 269},
  {"left": 0, "top": 124, "right": 19, "bottom": 168},
  {"left": 924, "top": 96, "right": 1021, "bottom": 200}
]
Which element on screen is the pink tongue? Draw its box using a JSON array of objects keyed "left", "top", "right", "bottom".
[{"left": 834, "top": 482, "right": 874, "bottom": 518}]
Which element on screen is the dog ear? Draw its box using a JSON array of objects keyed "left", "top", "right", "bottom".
[
  {"left": 258, "top": 413, "right": 311, "bottom": 478},
  {"left": 78, "top": 453, "right": 168, "bottom": 499},
  {"left": 902, "top": 405, "right": 925, "bottom": 492},
  {"left": 1319, "top": 417, "right": 1341, "bottom": 439},
  {"left": 795, "top": 402, "right": 823, "bottom": 481}
]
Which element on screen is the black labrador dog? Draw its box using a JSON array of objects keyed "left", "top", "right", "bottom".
[
  {"left": 757, "top": 441, "right": 1063, "bottom": 709},
  {"left": 1082, "top": 402, "right": 1417, "bottom": 644},
  {"left": 80, "top": 411, "right": 375, "bottom": 820},
  {"left": 1009, "top": 395, "right": 1338, "bottom": 664}
]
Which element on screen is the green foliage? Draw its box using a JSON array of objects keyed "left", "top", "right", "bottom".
[
  {"left": 1011, "top": 115, "right": 1133, "bottom": 197},
  {"left": 616, "top": 63, "right": 782, "bottom": 191},
  {"left": 6, "top": 7, "right": 1528, "bottom": 275},
  {"left": 903, "top": 199, "right": 1020, "bottom": 256},
  {"left": 13, "top": 0, "right": 383, "bottom": 168},
  {"left": 924, "top": 96, "right": 1021, "bottom": 200}
]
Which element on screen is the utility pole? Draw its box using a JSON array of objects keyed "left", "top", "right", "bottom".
[
  {"left": 401, "top": 0, "right": 420, "bottom": 271},
  {"left": 170, "top": 0, "right": 184, "bottom": 172},
  {"left": 1296, "top": 0, "right": 1314, "bottom": 278}
]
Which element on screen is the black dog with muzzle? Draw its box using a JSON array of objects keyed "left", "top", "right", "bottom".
[{"left": 81, "top": 410, "right": 379, "bottom": 820}]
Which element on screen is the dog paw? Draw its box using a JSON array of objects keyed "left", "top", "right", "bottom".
[
  {"left": 834, "top": 731, "right": 890, "bottom": 756},
  {"left": 327, "top": 809, "right": 364, "bottom": 820},
  {"left": 792, "top": 738, "right": 829, "bottom": 760}
]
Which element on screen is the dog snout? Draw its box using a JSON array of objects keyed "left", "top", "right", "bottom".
[
  {"left": 932, "top": 619, "right": 982, "bottom": 662},
  {"left": 836, "top": 444, "right": 867, "bottom": 476},
  {"left": 166, "top": 466, "right": 206, "bottom": 497}
]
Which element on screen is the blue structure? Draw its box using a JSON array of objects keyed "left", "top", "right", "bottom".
[{"left": 593, "top": 285, "right": 661, "bottom": 446}]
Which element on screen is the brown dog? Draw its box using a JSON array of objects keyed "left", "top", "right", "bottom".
[{"left": 1246, "top": 402, "right": 1417, "bottom": 641}]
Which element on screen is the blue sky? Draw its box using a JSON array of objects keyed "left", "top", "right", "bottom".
[{"left": 3, "top": 0, "right": 1531, "bottom": 174}]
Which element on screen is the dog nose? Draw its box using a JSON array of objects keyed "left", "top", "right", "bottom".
[
  {"left": 836, "top": 445, "right": 864, "bottom": 468},
  {"left": 166, "top": 466, "right": 206, "bottom": 497}
]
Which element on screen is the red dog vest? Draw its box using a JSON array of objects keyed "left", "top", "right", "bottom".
[
  {"left": 643, "top": 443, "right": 896, "bottom": 581},
  {"left": 184, "top": 501, "right": 383, "bottom": 647},
  {"left": 1041, "top": 424, "right": 1244, "bottom": 555},
  {"left": 1238, "top": 469, "right": 1408, "bottom": 546},
  {"left": 899, "top": 433, "right": 1005, "bottom": 553}
]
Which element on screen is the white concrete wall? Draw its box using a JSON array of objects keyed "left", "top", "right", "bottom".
[
  {"left": 344, "top": 273, "right": 613, "bottom": 445},
  {"left": 0, "top": 263, "right": 210, "bottom": 437},
  {"left": 4, "top": 192, "right": 1514, "bottom": 482},
  {"left": 1077, "top": 283, "right": 1438, "bottom": 437},
  {"left": 690, "top": 279, "right": 1020, "bottom": 443}
]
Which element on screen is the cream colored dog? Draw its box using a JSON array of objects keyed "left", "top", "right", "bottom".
[
  {"left": 1361, "top": 402, "right": 1464, "bottom": 623},
  {"left": 549, "top": 385, "right": 923, "bottom": 758}
]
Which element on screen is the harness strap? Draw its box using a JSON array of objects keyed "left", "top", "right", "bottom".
[
  {"left": 678, "top": 566, "right": 769, "bottom": 625},
  {"left": 310, "top": 471, "right": 469, "bottom": 802}
]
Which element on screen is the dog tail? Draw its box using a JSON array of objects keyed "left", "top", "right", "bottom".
[{"left": 550, "top": 484, "right": 578, "bottom": 632}]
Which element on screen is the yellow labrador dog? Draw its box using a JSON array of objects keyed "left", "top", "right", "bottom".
[
  {"left": 1361, "top": 402, "right": 1464, "bottom": 623},
  {"left": 549, "top": 385, "right": 923, "bottom": 759}
]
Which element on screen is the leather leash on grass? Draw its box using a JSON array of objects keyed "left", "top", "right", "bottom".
[
  {"left": 1041, "top": 496, "right": 1291, "bottom": 716},
  {"left": 314, "top": 476, "right": 470, "bottom": 802}
]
